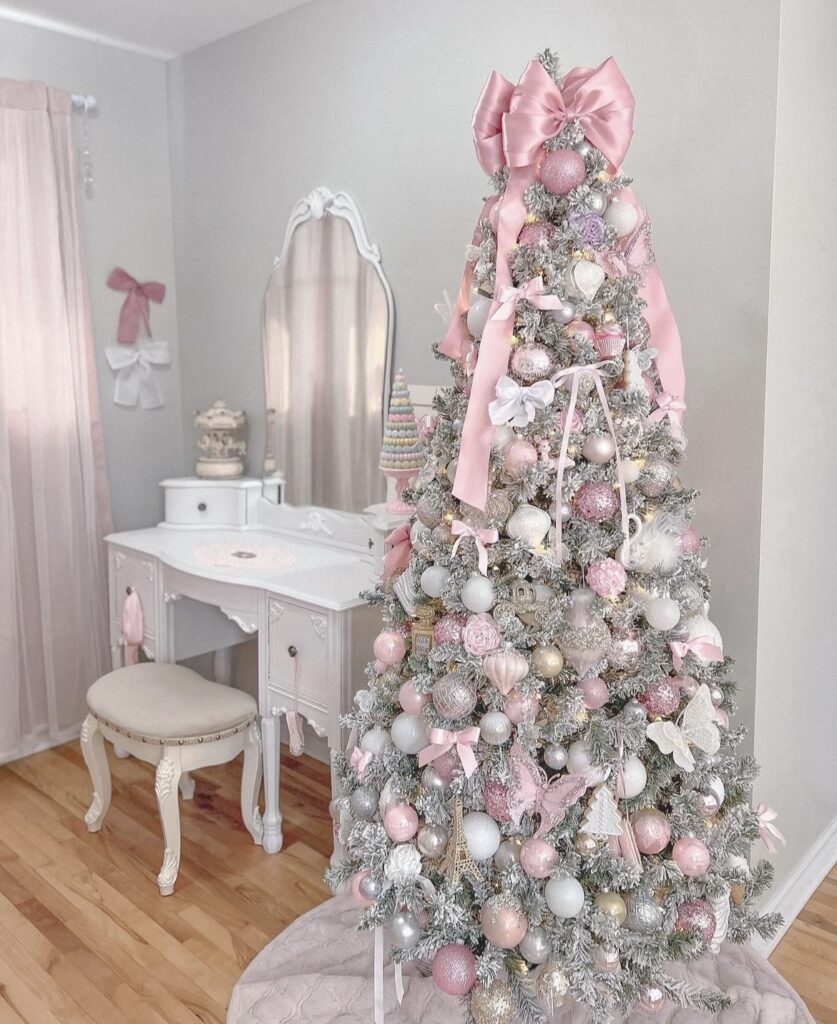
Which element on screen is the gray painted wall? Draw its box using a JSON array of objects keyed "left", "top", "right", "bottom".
[{"left": 0, "top": 18, "right": 183, "bottom": 530}]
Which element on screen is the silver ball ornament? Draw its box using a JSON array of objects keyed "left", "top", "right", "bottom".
[
  {"left": 639, "top": 986, "right": 666, "bottom": 1014},
  {"left": 574, "top": 140, "right": 594, "bottom": 160},
  {"left": 586, "top": 190, "right": 607, "bottom": 214},
  {"left": 452, "top": 417, "right": 464, "bottom": 434},
  {"left": 625, "top": 892, "right": 663, "bottom": 934},
  {"left": 494, "top": 837, "right": 522, "bottom": 870},
  {"left": 422, "top": 765, "right": 448, "bottom": 793},
  {"left": 620, "top": 698, "right": 647, "bottom": 725},
  {"left": 582, "top": 432, "right": 616, "bottom": 464},
  {"left": 388, "top": 908, "right": 421, "bottom": 949},
  {"left": 350, "top": 786, "right": 378, "bottom": 820},
  {"left": 329, "top": 796, "right": 346, "bottom": 821},
  {"left": 479, "top": 710, "right": 513, "bottom": 745},
  {"left": 709, "top": 685, "right": 724, "bottom": 708},
  {"left": 358, "top": 873, "right": 384, "bottom": 902},
  {"left": 552, "top": 298, "right": 577, "bottom": 325},
  {"left": 543, "top": 743, "right": 569, "bottom": 770},
  {"left": 638, "top": 455, "right": 675, "bottom": 498},
  {"left": 417, "top": 823, "right": 449, "bottom": 858},
  {"left": 519, "top": 925, "right": 551, "bottom": 965}
]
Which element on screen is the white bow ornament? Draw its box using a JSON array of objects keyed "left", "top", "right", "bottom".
[
  {"left": 489, "top": 375, "right": 555, "bottom": 427},
  {"left": 105, "top": 340, "right": 170, "bottom": 409}
]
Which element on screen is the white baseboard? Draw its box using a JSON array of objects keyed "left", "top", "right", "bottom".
[
  {"left": 750, "top": 813, "right": 837, "bottom": 956},
  {"left": 0, "top": 723, "right": 82, "bottom": 767}
]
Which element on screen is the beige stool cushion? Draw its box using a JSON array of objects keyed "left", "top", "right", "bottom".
[{"left": 87, "top": 663, "right": 257, "bottom": 744}]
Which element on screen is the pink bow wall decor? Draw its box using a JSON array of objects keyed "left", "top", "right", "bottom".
[{"left": 107, "top": 267, "right": 166, "bottom": 344}]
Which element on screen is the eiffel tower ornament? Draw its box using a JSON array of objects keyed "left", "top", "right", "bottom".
[{"left": 443, "top": 797, "right": 482, "bottom": 886}]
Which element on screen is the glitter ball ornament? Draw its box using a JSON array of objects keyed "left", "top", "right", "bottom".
[
  {"left": 532, "top": 644, "right": 564, "bottom": 679},
  {"left": 431, "top": 943, "right": 477, "bottom": 996},
  {"left": 418, "top": 823, "right": 449, "bottom": 858},
  {"left": 399, "top": 679, "right": 431, "bottom": 714},
  {"left": 349, "top": 786, "right": 378, "bottom": 820},
  {"left": 535, "top": 962, "right": 570, "bottom": 1010},
  {"left": 681, "top": 525, "right": 701, "bottom": 555},
  {"left": 540, "top": 148, "right": 586, "bottom": 195},
  {"left": 462, "top": 613, "right": 501, "bottom": 656},
  {"left": 383, "top": 804, "right": 418, "bottom": 842},
  {"left": 640, "top": 678, "right": 681, "bottom": 716},
  {"left": 471, "top": 980, "right": 515, "bottom": 1024},
  {"left": 672, "top": 577, "right": 704, "bottom": 616},
  {"left": 480, "top": 892, "right": 528, "bottom": 947},
  {"left": 416, "top": 491, "right": 444, "bottom": 528},
  {"left": 433, "top": 613, "right": 466, "bottom": 646},
  {"left": 463, "top": 812, "right": 502, "bottom": 860},
  {"left": 633, "top": 807, "right": 671, "bottom": 855},
  {"left": 433, "top": 672, "right": 477, "bottom": 719},
  {"left": 518, "top": 220, "right": 556, "bottom": 246},
  {"left": 638, "top": 455, "right": 675, "bottom": 497},
  {"left": 674, "top": 898, "right": 716, "bottom": 944},
  {"left": 432, "top": 745, "right": 461, "bottom": 781},
  {"left": 558, "top": 616, "right": 611, "bottom": 678},
  {"left": 608, "top": 628, "right": 644, "bottom": 672},
  {"left": 625, "top": 892, "right": 663, "bottom": 934},
  {"left": 510, "top": 342, "right": 555, "bottom": 384},
  {"left": 544, "top": 743, "right": 568, "bottom": 770},
  {"left": 579, "top": 675, "right": 609, "bottom": 709},
  {"left": 673, "top": 836, "right": 711, "bottom": 877},
  {"left": 573, "top": 481, "right": 619, "bottom": 522},
  {"left": 483, "top": 780, "right": 512, "bottom": 823},
  {"left": 520, "top": 837, "right": 559, "bottom": 878},
  {"left": 520, "top": 924, "right": 551, "bottom": 964},
  {"left": 480, "top": 710, "right": 513, "bottom": 745},
  {"left": 373, "top": 630, "right": 406, "bottom": 665},
  {"left": 587, "top": 557, "right": 627, "bottom": 598}
]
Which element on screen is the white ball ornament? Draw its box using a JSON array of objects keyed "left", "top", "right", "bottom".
[
  {"left": 463, "top": 811, "right": 501, "bottom": 861},
  {"left": 621, "top": 458, "right": 642, "bottom": 484},
  {"left": 360, "top": 727, "right": 391, "bottom": 756},
  {"left": 480, "top": 710, "right": 513, "bottom": 745},
  {"left": 491, "top": 424, "right": 515, "bottom": 452},
  {"left": 420, "top": 565, "right": 450, "bottom": 598},
  {"left": 519, "top": 925, "right": 551, "bottom": 964},
  {"left": 461, "top": 573, "right": 496, "bottom": 613},
  {"left": 604, "top": 198, "right": 639, "bottom": 238},
  {"left": 466, "top": 295, "right": 493, "bottom": 339},
  {"left": 615, "top": 755, "right": 647, "bottom": 799},
  {"left": 390, "top": 712, "right": 429, "bottom": 755},
  {"left": 644, "top": 596, "right": 681, "bottom": 631},
  {"left": 582, "top": 433, "right": 616, "bottom": 464},
  {"left": 567, "top": 740, "right": 609, "bottom": 785},
  {"left": 545, "top": 875, "right": 585, "bottom": 918}
]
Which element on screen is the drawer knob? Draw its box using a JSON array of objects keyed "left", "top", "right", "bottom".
[
  {"left": 197, "top": 502, "right": 207, "bottom": 512},
  {"left": 287, "top": 644, "right": 298, "bottom": 658}
]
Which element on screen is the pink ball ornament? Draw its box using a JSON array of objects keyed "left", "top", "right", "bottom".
[
  {"left": 503, "top": 439, "right": 539, "bottom": 478},
  {"left": 373, "top": 659, "right": 387, "bottom": 675},
  {"left": 681, "top": 526, "right": 701, "bottom": 555},
  {"left": 480, "top": 893, "right": 528, "bottom": 948},
  {"left": 431, "top": 943, "right": 477, "bottom": 996},
  {"left": 676, "top": 674, "right": 700, "bottom": 699},
  {"left": 350, "top": 870, "right": 372, "bottom": 907},
  {"left": 573, "top": 481, "right": 619, "bottom": 523},
  {"left": 567, "top": 319, "right": 595, "bottom": 345},
  {"left": 518, "top": 220, "right": 556, "bottom": 247},
  {"left": 383, "top": 804, "right": 418, "bottom": 843},
  {"left": 639, "top": 678, "right": 681, "bottom": 717},
  {"left": 587, "top": 558, "right": 627, "bottom": 599},
  {"left": 373, "top": 630, "right": 406, "bottom": 666},
  {"left": 632, "top": 808, "right": 671, "bottom": 855},
  {"left": 483, "top": 780, "right": 512, "bottom": 823},
  {"left": 714, "top": 707, "right": 730, "bottom": 730},
  {"left": 673, "top": 836, "right": 711, "bottom": 878},
  {"left": 520, "top": 837, "right": 559, "bottom": 879},
  {"left": 540, "top": 148, "right": 586, "bottom": 195},
  {"left": 504, "top": 689, "right": 540, "bottom": 725},
  {"left": 510, "top": 343, "right": 554, "bottom": 384},
  {"left": 432, "top": 745, "right": 462, "bottom": 782},
  {"left": 434, "top": 612, "right": 466, "bottom": 646},
  {"left": 674, "top": 899, "right": 716, "bottom": 944},
  {"left": 398, "top": 680, "right": 431, "bottom": 715},
  {"left": 578, "top": 676, "right": 609, "bottom": 710}
]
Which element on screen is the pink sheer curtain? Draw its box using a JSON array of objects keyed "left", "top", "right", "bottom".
[{"left": 0, "top": 80, "right": 112, "bottom": 761}]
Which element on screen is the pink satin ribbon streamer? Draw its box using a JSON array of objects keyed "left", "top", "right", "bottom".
[
  {"left": 107, "top": 267, "right": 166, "bottom": 344},
  {"left": 551, "top": 362, "right": 630, "bottom": 559},
  {"left": 450, "top": 520, "right": 498, "bottom": 575},
  {"left": 453, "top": 58, "right": 635, "bottom": 509},
  {"left": 756, "top": 804, "right": 786, "bottom": 853},
  {"left": 418, "top": 726, "right": 480, "bottom": 777},
  {"left": 669, "top": 637, "right": 723, "bottom": 673},
  {"left": 382, "top": 523, "right": 412, "bottom": 579},
  {"left": 350, "top": 746, "right": 373, "bottom": 779},
  {"left": 121, "top": 590, "right": 143, "bottom": 666}
]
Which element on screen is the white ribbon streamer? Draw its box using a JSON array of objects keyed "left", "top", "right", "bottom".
[
  {"left": 489, "top": 375, "right": 555, "bottom": 427},
  {"left": 105, "top": 340, "right": 170, "bottom": 409}
]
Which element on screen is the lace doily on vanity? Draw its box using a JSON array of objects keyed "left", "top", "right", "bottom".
[{"left": 193, "top": 543, "right": 298, "bottom": 571}]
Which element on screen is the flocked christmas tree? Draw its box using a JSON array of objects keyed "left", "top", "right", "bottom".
[{"left": 328, "top": 51, "right": 781, "bottom": 1024}]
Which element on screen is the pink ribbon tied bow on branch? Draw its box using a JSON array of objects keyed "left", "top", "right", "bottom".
[
  {"left": 669, "top": 637, "right": 724, "bottom": 673},
  {"left": 418, "top": 726, "right": 480, "bottom": 778},
  {"left": 491, "top": 276, "right": 567, "bottom": 323},
  {"left": 507, "top": 741, "right": 588, "bottom": 838},
  {"left": 349, "top": 746, "right": 373, "bottom": 780},
  {"left": 450, "top": 520, "right": 498, "bottom": 575},
  {"left": 756, "top": 804, "right": 786, "bottom": 854},
  {"left": 650, "top": 391, "right": 687, "bottom": 434},
  {"left": 107, "top": 267, "right": 166, "bottom": 344},
  {"left": 382, "top": 523, "right": 412, "bottom": 580},
  {"left": 453, "top": 58, "right": 636, "bottom": 510}
]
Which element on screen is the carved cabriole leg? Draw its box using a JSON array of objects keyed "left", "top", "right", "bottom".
[
  {"left": 154, "top": 747, "right": 183, "bottom": 896},
  {"left": 241, "top": 720, "right": 264, "bottom": 846},
  {"left": 261, "top": 712, "right": 283, "bottom": 854},
  {"left": 179, "top": 773, "right": 196, "bottom": 800},
  {"left": 80, "top": 714, "right": 111, "bottom": 832}
]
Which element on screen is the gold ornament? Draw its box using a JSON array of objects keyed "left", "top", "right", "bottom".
[
  {"left": 471, "top": 980, "right": 515, "bottom": 1024},
  {"left": 443, "top": 797, "right": 482, "bottom": 886},
  {"left": 594, "top": 891, "right": 627, "bottom": 925},
  {"left": 535, "top": 961, "right": 570, "bottom": 1013},
  {"left": 411, "top": 606, "right": 436, "bottom": 659},
  {"left": 575, "top": 833, "right": 600, "bottom": 856},
  {"left": 532, "top": 644, "right": 564, "bottom": 679}
]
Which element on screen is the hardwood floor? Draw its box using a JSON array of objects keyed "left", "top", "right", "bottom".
[{"left": 0, "top": 741, "right": 830, "bottom": 1024}]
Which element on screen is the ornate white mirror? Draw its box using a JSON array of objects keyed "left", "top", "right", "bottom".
[{"left": 262, "top": 187, "right": 394, "bottom": 513}]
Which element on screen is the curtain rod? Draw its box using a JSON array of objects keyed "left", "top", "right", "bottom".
[{"left": 71, "top": 93, "right": 97, "bottom": 112}]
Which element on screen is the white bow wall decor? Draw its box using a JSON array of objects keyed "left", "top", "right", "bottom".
[
  {"left": 489, "top": 374, "right": 555, "bottom": 427},
  {"left": 105, "top": 340, "right": 170, "bottom": 409}
]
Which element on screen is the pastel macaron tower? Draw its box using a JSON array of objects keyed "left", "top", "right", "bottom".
[{"left": 379, "top": 369, "right": 424, "bottom": 512}]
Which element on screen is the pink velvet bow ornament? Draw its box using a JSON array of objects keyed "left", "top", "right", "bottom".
[
  {"left": 107, "top": 267, "right": 166, "bottom": 344},
  {"left": 450, "top": 520, "right": 498, "bottom": 575},
  {"left": 349, "top": 746, "right": 373, "bottom": 780},
  {"left": 669, "top": 637, "right": 723, "bottom": 673},
  {"left": 382, "top": 523, "right": 412, "bottom": 580},
  {"left": 418, "top": 726, "right": 480, "bottom": 778},
  {"left": 507, "top": 741, "right": 588, "bottom": 838}
]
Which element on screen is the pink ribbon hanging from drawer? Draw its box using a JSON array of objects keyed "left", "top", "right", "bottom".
[{"left": 121, "top": 589, "right": 143, "bottom": 666}]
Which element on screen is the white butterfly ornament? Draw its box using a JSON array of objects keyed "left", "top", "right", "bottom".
[{"left": 646, "top": 684, "right": 720, "bottom": 772}]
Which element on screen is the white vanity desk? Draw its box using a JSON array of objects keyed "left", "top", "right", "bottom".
[{"left": 105, "top": 478, "right": 382, "bottom": 854}]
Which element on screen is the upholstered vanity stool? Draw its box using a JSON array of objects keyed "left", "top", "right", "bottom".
[{"left": 80, "top": 663, "right": 263, "bottom": 895}]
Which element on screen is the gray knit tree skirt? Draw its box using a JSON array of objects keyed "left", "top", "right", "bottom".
[{"left": 227, "top": 895, "right": 812, "bottom": 1024}]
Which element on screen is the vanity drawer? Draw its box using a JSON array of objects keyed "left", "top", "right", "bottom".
[
  {"left": 266, "top": 599, "right": 330, "bottom": 710},
  {"left": 164, "top": 484, "right": 247, "bottom": 526}
]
